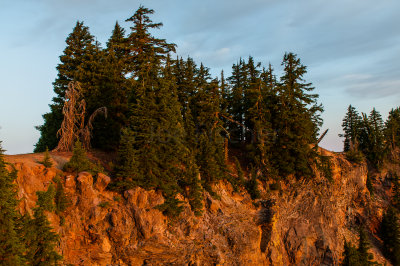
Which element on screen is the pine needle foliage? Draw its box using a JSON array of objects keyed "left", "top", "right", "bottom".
[
  {"left": 36, "top": 183, "right": 56, "bottom": 212},
  {"left": 380, "top": 207, "right": 400, "bottom": 265},
  {"left": 63, "top": 140, "right": 103, "bottom": 174},
  {"left": 39, "top": 147, "right": 53, "bottom": 168},
  {"left": 0, "top": 142, "right": 25, "bottom": 265},
  {"left": 53, "top": 176, "right": 70, "bottom": 214},
  {"left": 22, "top": 208, "right": 62, "bottom": 265},
  {"left": 341, "top": 227, "right": 379, "bottom": 266}
]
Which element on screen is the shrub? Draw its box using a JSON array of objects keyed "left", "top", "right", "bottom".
[
  {"left": 345, "top": 149, "right": 364, "bottom": 164},
  {"left": 63, "top": 141, "right": 103, "bottom": 175},
  {"left": 36, "top": 183, "right": 56, "bottom": 212},
  {"left": 98, "top": 201, "right": 111, "bottom": 208},
  {"left": 156, "top": 196, "right": 184, "bottom": 217},
  {"left": 53, "top": 176, "right": 70, "bottom": 213},
  {"left": 316, "top": 154, "right": 333, "bottom": 182},
  {"left": 39, "top": 147, "right": 53, "bottom": 168}
]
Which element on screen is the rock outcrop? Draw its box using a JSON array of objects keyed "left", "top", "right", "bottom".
[{"left": 5, "top": 150, "right": 396, "bottom": 265}]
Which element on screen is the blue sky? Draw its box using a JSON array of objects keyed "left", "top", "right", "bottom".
[{"left": 0, "top": 0, "right": 399, "bottom": 154}]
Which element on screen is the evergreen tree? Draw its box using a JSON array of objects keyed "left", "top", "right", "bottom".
[
  {"left": 380, "top": 207, "right": 400, "bottom": 265},
  {"left": 385, "top": 107, "right": 400, "bottom": 157},
  {"left": 39, "top": 147, "right": 53, "bottom": 168},
  {"left": 173, "top": 57, "right": 198, "bottom": 117},
  {"left": 89, "top": 22, "right": 130, "bottom": 150},
  {"left": 342, "top": 240, "right": 360, "bottom": 266},
  {"left": 23, "top": 208, "right": 62, "bottom": 265},
  {"left": 341, "top": 228, "right": 379, "bottom": 266},
  {"left": 270, "top": 52, "right": 323, "bottom": 179},
  {"left": 357, "top": 227, "right": 376, "bottom": 265},
  {"left": 247, "top": 64, "right": 276, "bottom": 177},
  {"left": 63, "top": 140, "right": 103, "bottom": 174},
  {"left": 228, "top": 59, "right": 247, "bottom": 143},
  {"left": 340, "top": 105, "right": 362, "bottom": 152},
  {"left": 113, "top": 128, "right": 138, "bottom": 190},
  {"left": 359, "top": 109, "right": 385, "bottom": 168},
  {"left": 0, "top": 142, "right": 25, "bottom": 265},
  {"left": 36, "top": 183, "right": 56, "bottom": 212},
  {"left": 243, "top": 56, "right": 262, "bottom": 142},
  {"left": 54, "top": 176, "right": 70, "bottom": 214},
  {"left": 192, "top": 69, "right": 226, "bottom": 191},
  {"left": 35, "top": 21, "right": 98, "bottom": 152},
  {"left": 115, "top": 8, "right": 189, "bottom": 215}
]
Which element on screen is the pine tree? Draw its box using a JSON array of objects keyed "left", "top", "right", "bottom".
[
  {"left": 270, "top": 52, "right": 323, "bottom": 179},
  {"left": 385, "top": 107, "right": 400, "bottom": 159},
  {"left": 35, "top": 21, "right": 98, "bottom": 152},
  {"left": 380, "top": 207, "right": 400, "bottom": 265},
  {"left": 228, "top": 59, "right": 247, "bottom": 144},
  {"left": 359, "top": 109, "right": 385, "bottom": 168},
  {"left": 54, "top": 176, "right": 70, "bottom": 214},
  {"left": 247, "top": 64, "right": 276, "bottom": 177},
  {"left": 63, "top": 140, "right": 103, "bottom": 174},
  {"left": 341, "top": 228, "right": 379, "bottom": 266},
  {"left": 89, "top": 22, "right": 130, "bottom": 150},
  {"left": 36, "top": 183, "right": 56, "bottom": 212},
  {"left": 342, "top": 240, "right": 359, "bottom": 266},
  {"left": 357, "top": 227, "right": 376, "bottom": 265},
  {"left": 192, "top": 69, "right": 226, "bottom": 191},
  {"left": 0, "top": 142, "right": 25, "bottom": 265},
  {"left": 39, "top": 147, "right": 53, "bottom": 168},
  {"left": 23, "top": 208, "right": 62, "bottom": 265},
  {"left": 340, "top": 105, "right": 362, "bottom": 152},
  {"left": 115, "top": 8, "right": 189, "bottom": 216}
]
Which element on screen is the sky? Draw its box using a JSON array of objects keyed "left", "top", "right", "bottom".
[{"left": 0, "top": 0, "right": 399, "bottom": 154}]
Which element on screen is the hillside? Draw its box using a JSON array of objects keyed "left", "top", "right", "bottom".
[{"left": 5, "top": 149, "right": 396, "bottom": 265}]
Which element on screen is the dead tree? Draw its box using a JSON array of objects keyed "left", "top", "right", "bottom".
[
  {"left": 54, "top": 81, "right": 107, "bottom": 152},
  {"left": 54, "top": 82, "right": 86, "bottom": 152},
  {"left": 81, "top": 107, "right": 107, "bottom": 150}
]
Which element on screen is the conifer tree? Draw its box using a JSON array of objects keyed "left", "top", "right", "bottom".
[
  {"left": 36, "top": 183, "right": 56, "bottom": 212},
  {"left": 385, "top": 107, "right": 400, "bottom": 158},
  {"left": 113, "top": 128, "right": 138, "bottom": 190},
  {"left": 340, "top": 105, "right": 362, "bottom": 152},
  {"left": 54, "top": 177, "right": 70, "bottom": 214},
  {"left": 270, "top": 52, "right": 323, "bottom": 178},
  {"left": 0, "top": 142, "right": 25, "bottom": 265},
  {"left": 243, "top": 56, "right": 262, "bottom": 141},
  {"left": 63, "top": 140, "right": 103, "bottom": 174},
  {"left": 35, "top": 21, "right": 98, "bottom": 152},
  {"left": 23, "top": 208, "right": 62, "bottom": 265},
  {"left": 115, "top": 7, "right": 190, "bottom": 215},
  {"left": 357, "top": 227, "right": 376, "bottom": 265},
  {"left": 228, "top": 59, "right": 247, "bottom": 143},
  {"left": 247, "top": 64, "right": 276, "bottom": 177},
  {"left": 358, "top": 109, "right": 385, "bottom": 168},
  {"left": 341, "top": 240, "right": 359, "bottom": 266},
  {"left": 39, "top": 147, "right": 53, "bottom": 168},
  {"left": 192, "top": 69, "right": 226, "bottom": 190},
  {"left": 89, "top": 22, "right": 130, "bottom": 150},
  {"left": 380, "top": 207, "right": 400, "bottom": 265}
]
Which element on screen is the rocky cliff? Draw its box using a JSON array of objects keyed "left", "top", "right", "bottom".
[{"left": 5, "top": 149, "right": 396, "bottom": 265}]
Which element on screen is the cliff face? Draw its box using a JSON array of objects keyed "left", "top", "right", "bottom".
[{"left": 5, "top": 150, "right": 395, "bottom": 265}]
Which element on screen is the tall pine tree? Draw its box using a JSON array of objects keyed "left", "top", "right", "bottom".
[
  {"left": 35, "top": 21, "right": 98, "bottom": 152},
  {"left": 270, "top": 52, "right": 323, "bottom": 179},
  {"left": 0, "top": 142, "right": 25, "bottom": 265}
]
